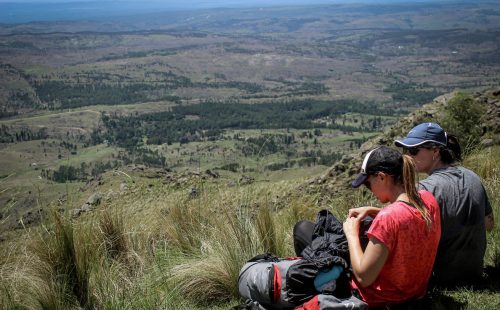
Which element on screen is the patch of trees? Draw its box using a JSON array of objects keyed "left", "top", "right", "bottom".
[
  {"left": 299, "top": 149, "right": 343, "bottom": 166},
  {"left": 0, "top": 125, "right": 49, "bottom": 143},
  {"left": 0, "top": 110, "right": 18, "bottom": 119},
  {"left": 42, "top": 161, "right": 118, "bottom": 183},
  {"left": 237, "top": 134, "right": 296, "bottom": 157},
  {"left": 215, "top": 149, "right": 341, "bottom": 173},
  {"left": 223, "top": 46, "right": 260, "bottom": 54},
  {"left": 286, "top": 82, "right": 327, "bottom": 96},
  {"left": 8, "top": 41, "right": 37, "bottom": 49},
  {"left": 381, "top": 29, "right": 500, "bottom": 48},
  {"left": 119, "top": 147, "right": 167, "bottom": 168},
  {"left": 41, "top": 164, "right": 87, "bottom": 182},
  {"left": 265, "top": 161, "right": 292, "bottom": 171},
  {"left": 384, "top": 81, "right": 441, "bottom": 105},
  {"left": 30, "top": 71, "right": 269, "bottom": 109},
  {"left": 28, "top": 67, "right": 333, "bottom": 110},
  {"left": 100, "top": 99, "right": 395, "bottom": 148},
  {"left": 41, "top": 147, "right": 166, "bottom": 183},
  {"left": 97, "top": 44, "right": 202, "bottom": 62},
  {"left": 58, "top": 141, "right": 78, "bottom": 154},
  {"left": 31, "top": 80, "right": 182, "bottom": 109},
  {"left": 7, "top": 90, "right": 39, "bottom": 109},
  {"left": 254, "top": 80, "right": 328, "bottom": 98},
  {"left": 348, "top": 138, "right": 366, "bottom": 150},
  {"left": 461, "top": 49, "right": 500, "bottom": 65}
]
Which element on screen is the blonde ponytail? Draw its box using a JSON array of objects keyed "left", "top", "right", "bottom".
[{"left": 402, "top": 154, "right": 432, "bottom": 227}]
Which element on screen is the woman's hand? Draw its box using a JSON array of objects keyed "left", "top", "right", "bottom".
[
  {"left": 344, "top": 211, "right": 389, "bottom": 288},
  {"left": 348, "top": 206, "right": 381, "bottom": 220},
  {"left": 343, "top": 216, "right": 360, "bottom": 239}
]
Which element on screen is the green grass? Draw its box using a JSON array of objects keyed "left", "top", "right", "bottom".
[
  {"left": 0, "top": 139, "right": 124, "bottom": 236},
  {"left": 54, "top": 144, "right": 117, "bottom": 166}
]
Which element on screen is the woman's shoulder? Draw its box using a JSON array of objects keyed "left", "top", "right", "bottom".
[
  {"left": 431, "top": 165, "right": 480, "bottom": 179},
  {"left": 456, "top": 165, "right": 483, "bottom": 180},
  {"left": 381, "top": 200, "right": 422, "bottom": 216},
  {"left": 442, "top": 166, "right": 485, "bottom": 187},
  {"left": 418, "top": 190, "right": 439, "bottom": 207},
  {"left": 418, "top": 189, "right": 435, "bottom": 198},
  {"left": 420, "top": 166, "right": 463, "bottom": 189}
]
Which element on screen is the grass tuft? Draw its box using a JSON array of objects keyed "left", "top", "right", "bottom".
[
  {"left": 99, "top": 209, "right": 129, "bottom": 262},
  {"left": 28, "top": 211, "right": 96, "bottom": 309}
]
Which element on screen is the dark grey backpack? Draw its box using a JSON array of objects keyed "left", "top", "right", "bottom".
[
  {"left": 238, "top": 254, "right": 302, "bottom": 310},
  {"left": 237, "top": 253, "right": 353, "bottom": 310}
]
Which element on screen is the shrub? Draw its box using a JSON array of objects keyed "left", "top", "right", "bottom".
[{"left": 442, "top": 92, "right": 486, "bottom": 155}]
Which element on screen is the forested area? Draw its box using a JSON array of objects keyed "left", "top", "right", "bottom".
[
  {"left": 383, "top": 81, "right": 441, "bottom": 105},
  {"left": 0, "top": 125, "right": 49, "bottom": 143},
  {"left": 28, "top": 76, "right": 329, "bottom": 109},
  {"left": 31, "top": 80, "right": 182, "bottom": 109},
  {"left": 100, "top": 99, "right": 397, "bottom": 147}
]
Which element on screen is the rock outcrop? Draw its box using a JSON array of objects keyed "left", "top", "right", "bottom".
[{"left": 72, "top": 192, "right": 103, "bottom": 217}]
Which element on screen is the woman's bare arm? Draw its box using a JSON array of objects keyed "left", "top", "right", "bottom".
[
  {"left": 344, "top": 217, "right": 388, "bottom": 288},
  {"left": 348, "top": 206, "right": 381, "bottom": 220}
]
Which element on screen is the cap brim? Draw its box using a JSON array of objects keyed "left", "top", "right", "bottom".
[
  {"left": 394, "top": 138, "right": 447, "bottom": 147},
  {"left": 394, "top": 137, "right": 428, "bottom": 148},
  {"left": 352, "top": 173, "right": 368, "bottom": 188}
]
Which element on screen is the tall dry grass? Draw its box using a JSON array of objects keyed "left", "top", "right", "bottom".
[
  {"left": 464, "top": 146, "right": 500, "bottom": 268},
  {"left": 27, "top": 211, "right": 96, "bottom": 309},
  {"left": 159, "top": 183, "right": 302, "bottom": 305}
]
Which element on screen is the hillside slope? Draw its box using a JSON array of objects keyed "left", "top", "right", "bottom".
[{"left": 308, "top": 88, "right": 500, "bottom": 197}]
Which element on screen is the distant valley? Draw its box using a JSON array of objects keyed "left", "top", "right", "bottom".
[{"left": 0, "top": 1, "right": 499, "bottom": 232}]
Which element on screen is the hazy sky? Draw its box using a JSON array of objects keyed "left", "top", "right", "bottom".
[
  {"left": 0, "top": 0, "right": 332, "bottom": 3},
  {"left": 0, "top": 0, "right": 450, "bottom": 3},
  {"left": 0, "top": 0, "right": 470, "bottom": 24}
]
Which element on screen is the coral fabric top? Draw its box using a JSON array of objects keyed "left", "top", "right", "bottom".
[{"left": 353, "top": 190, "right": 441, "bottom": 307}]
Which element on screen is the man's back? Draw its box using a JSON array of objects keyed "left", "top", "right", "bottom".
[{"left": 419, "top": 166, "right": 491, "bottom": 285}]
